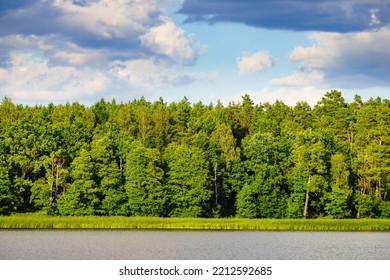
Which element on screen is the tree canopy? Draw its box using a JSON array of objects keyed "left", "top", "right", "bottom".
[{"left": 0, "top": 91, "right": 389, "bottom": 218}]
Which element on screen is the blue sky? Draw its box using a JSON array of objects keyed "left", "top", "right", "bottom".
[{"left": 0, "top": 0, "right": 389, "bottom": 106}]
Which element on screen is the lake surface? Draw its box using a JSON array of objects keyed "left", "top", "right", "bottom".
[{"left": 1, "top": 230, "right": 389, "bottom": 260}]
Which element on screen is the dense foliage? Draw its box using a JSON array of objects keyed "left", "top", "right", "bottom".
[{"left": 0, "top": 91, "right": 389, "bottom": 218}]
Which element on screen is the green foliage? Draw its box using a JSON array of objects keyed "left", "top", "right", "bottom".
[
  {"left": 236, "top": 183, "right": 259, "bottom": 218},
  {"left": 57, "top": 148, "right": 100, "bottom": 215},
  {"left": 323, "top": 188, "right": 351, "bottom": 218},
  {"left": 323, "top": 153, "right": 352, "bottom": 218},
  {"left": 237, "top": 133, "right": 288, "bottom": 218},
  {"left": 0, "top": 157, "right": 14, "bottom": 214},
  {"left": 289, "top": 130, "right": 328, "bottom": 218},
  {"left": 379, "top": 201, "right": 390, "bottom": 218},
  {"left": 0, "top": 92, "right": 389, "bottom": 218},
  {"left": 125, "top": 141, "right": 166, "bottom": 216},
  {"left": 355, "top": 194, "right": 379, "bottom": 218},
  {"left": 164, "top": 143, "right": 212, "bottom": 217}
]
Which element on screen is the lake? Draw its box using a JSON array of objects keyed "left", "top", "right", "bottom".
[{"left": 1, "top": 230, "right": 389, "bottom": 259}]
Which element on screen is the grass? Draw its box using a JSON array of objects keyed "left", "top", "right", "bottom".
[{"left": 1, "top": 215, "right": 390, "bottom": 231}]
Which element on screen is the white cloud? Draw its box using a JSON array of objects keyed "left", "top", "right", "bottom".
[
  {"left": 140, "top": 17, "right": 196, "bottom": 64},
  {"left": 0, "top": 52, "right": 109, "bottom": 102},
  {"left": 236, "top": 50, "right": 274, "bottom": 75},
  {"left": 0, "top": 34, "right": 53, "bottom": 52},
  {"left": 0, "top": 50, "right": 216, "bottom": 102},
  {"left": 0, "top": 1, "right": 208, "bottom": 103},
  {"left": 289, "top": 28, "right": 390, "bottom": 88},
  {"left": 269, "top": 70, "right": 324, "bottom": 87},
  {"left": 0, "top": 34, "right": 106, "bottom": 66},
  {"left": 370, "top": 8, "right": 381, "bottom": 26},
  {"left": 52, "top": 0, "right": 162, "bottom": 38},
  {"left": 51, "top": 48, "right": 102, "bottom": 65},
  {"left": 110, "top": 58, "right": 216, "bottom": 92}
]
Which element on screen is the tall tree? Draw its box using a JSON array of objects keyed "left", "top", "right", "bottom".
[
  {"left": 90, "top": 134, "right": 124, "bottom": 215},
  {"left": 210, "top": 123, "right": 240, "bottom": 215},
  {"left": 125, "top": 141, "right": 166, "bottom": 216},
  {"left": 151, "top": 100, "right": 170, "bottom": 151},
  {"left": 0, "top": 156, "right": 14, "bottom": 214},
  {"left": 135, "top": 103, "right": 152, "bottom": 146},
  {"left": 288, "top": 130, "right": 328, "bottom": 218},
  {"left": 313, "top": 90, "right": 351, "bottom": 142},
  {"left": 57, "top": 148, "right": 100, "bottom": 215},
  {"left": 256, "top": 100, "right": 290, "bottom": 136},
  {"left": 237, "top": 133, "right": 289, "bottom": 218},
  {"left": 323, "top": 153, "right": 352, "bottom": 218},
  {"left": 354, "top": 98, "right": 390, "bottom": 217},
  {"left": 163, "top": 143, "right": 212, "bottom": 217},
  {"left": 168, "top": 97, "right": 192, "bottom": 143}
]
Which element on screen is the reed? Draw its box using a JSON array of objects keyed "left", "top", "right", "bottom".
[{"left": 1, "top": 215, "right": 390, "bottom": 231}]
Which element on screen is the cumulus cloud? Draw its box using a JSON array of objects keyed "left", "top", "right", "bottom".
[
  {"left": 140, "top": 17, "right": 196, "bottom": 64},
  {"left": 269, "top": 70, "right": 324, "bottom": 87},
  {"left": 0, "top": 0, "right": 162, "bottom": 46},
  {"left": 0, "top": 0, "right": 209, "bottom": 102},
  {"left": 236, "top": 50, "right": 274, "bottom": 75},
  {"left": 289, "top": 28, "right": 390, "bottom": 88},
  {"left": 179, "top": 0, "right": 390, "bottom": 32},
  {"left": 0, "top": 34, "right": 106, "bottom": 66},
  {"left": 110, "top": 58, "right": 217, "bottom": 91},
  {"left": 0, "top": 52, "right": 108, "bottom": 102}
]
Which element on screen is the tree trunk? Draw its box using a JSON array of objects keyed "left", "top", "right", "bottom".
[
  {"left": 376, "top": 180, "right": 381, "bottom": 200},
  {"left": 303, "top": 190, "right": 309, "bottom": 218},
  {"left": 214, "top": 162, "right": 218, "bottom": 205},
  {"left": 303, "top": 174, "right": 311, "bottom": 218}
]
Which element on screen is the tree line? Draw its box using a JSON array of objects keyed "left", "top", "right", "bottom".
[{"left": 0, "top": 90, "right": 389, "bottom": 218}]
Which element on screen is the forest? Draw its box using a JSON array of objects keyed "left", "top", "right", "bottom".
[{"left": 0, "top": 90, "right": 389, "bottom": 218}]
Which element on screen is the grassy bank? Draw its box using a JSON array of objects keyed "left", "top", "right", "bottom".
[{"left": 1, "top": 215, "right": 390, "bottom": 231}]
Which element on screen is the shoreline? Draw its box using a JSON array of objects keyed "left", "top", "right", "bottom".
[{"left": 1, "top": 215, "right": 390, "bottom": 231}]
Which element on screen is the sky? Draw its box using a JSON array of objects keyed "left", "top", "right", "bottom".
[{"left": 0, "top": 0, "right": 389, "bottom": 106}]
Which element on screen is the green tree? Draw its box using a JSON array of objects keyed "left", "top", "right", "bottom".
[
  {"left": 209, "top": 123, "right": 240, "bottom": 216},
  {"left": 90, "top": 134, "right": 125, "bottom": 215},
  {"left": 323, "top": 153, "right": 352, "bottom": 218},
  {"left": 151, "top": 100, "right": 170, "bottom": 151},
  {"left": 168, "top": 97, "right": 192, "bottom": 143},
  {"left": 354, "top": 193, "right": 378, "bottom": 218},
  {"left": 3, "top": 120, "right": 52, "bottom": 212},
  {"left": 30, "top": 152, "right": 68, "bottom": 214},
  {"left": 236, "top": 183, "right": 259, "bottom": 218},
  {"left": 134, "top": 101, "right": 152, "bottom": 146},
  {"left": 237, "top": 133, "right": 288, "bottom": 218},
  {"left": 285, "top": 101, "right": 312, "bottom": 132},
  {"left": 288, "top": 130, "right": 328, "bottom": 218},
  {"left": 313, "top": 90, "right": 351, "bottom": 142},
  {"left": 354, "top": 98, "right": 390, "bottom": 217},
  {"left": 0, "top": 97, "right": 19, "bottom": 128},
  {"left": 256, "top": 100, "right": 290, "bottom": 136},
  {"left": 0, "top": 157, "right": 14, "bottom": 214},
  {"left": 57, "top": 148, "right": 100, "bottom": 215},
  {"left": 163, "top": 143, "right": 212, "bottom": 217},
  {"left": 125, "top": 141, "right": 166, "bottom": 216}
]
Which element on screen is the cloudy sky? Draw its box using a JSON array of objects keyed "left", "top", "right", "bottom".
[{"left": 0, "top": 0, "right": 389, "bottom": 106}]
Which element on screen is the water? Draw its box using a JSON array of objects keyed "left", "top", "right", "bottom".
[{"left": 1, "top": 230, "right": 389, "bottom": 260}]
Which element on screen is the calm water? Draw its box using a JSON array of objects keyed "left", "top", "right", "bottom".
[{"left": 1, "top": 230, "right": 389, "bottom": 260}]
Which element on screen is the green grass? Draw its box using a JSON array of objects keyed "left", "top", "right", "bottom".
[{"left": 1, "top": 215, "right": 390, "bottom": 231}]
